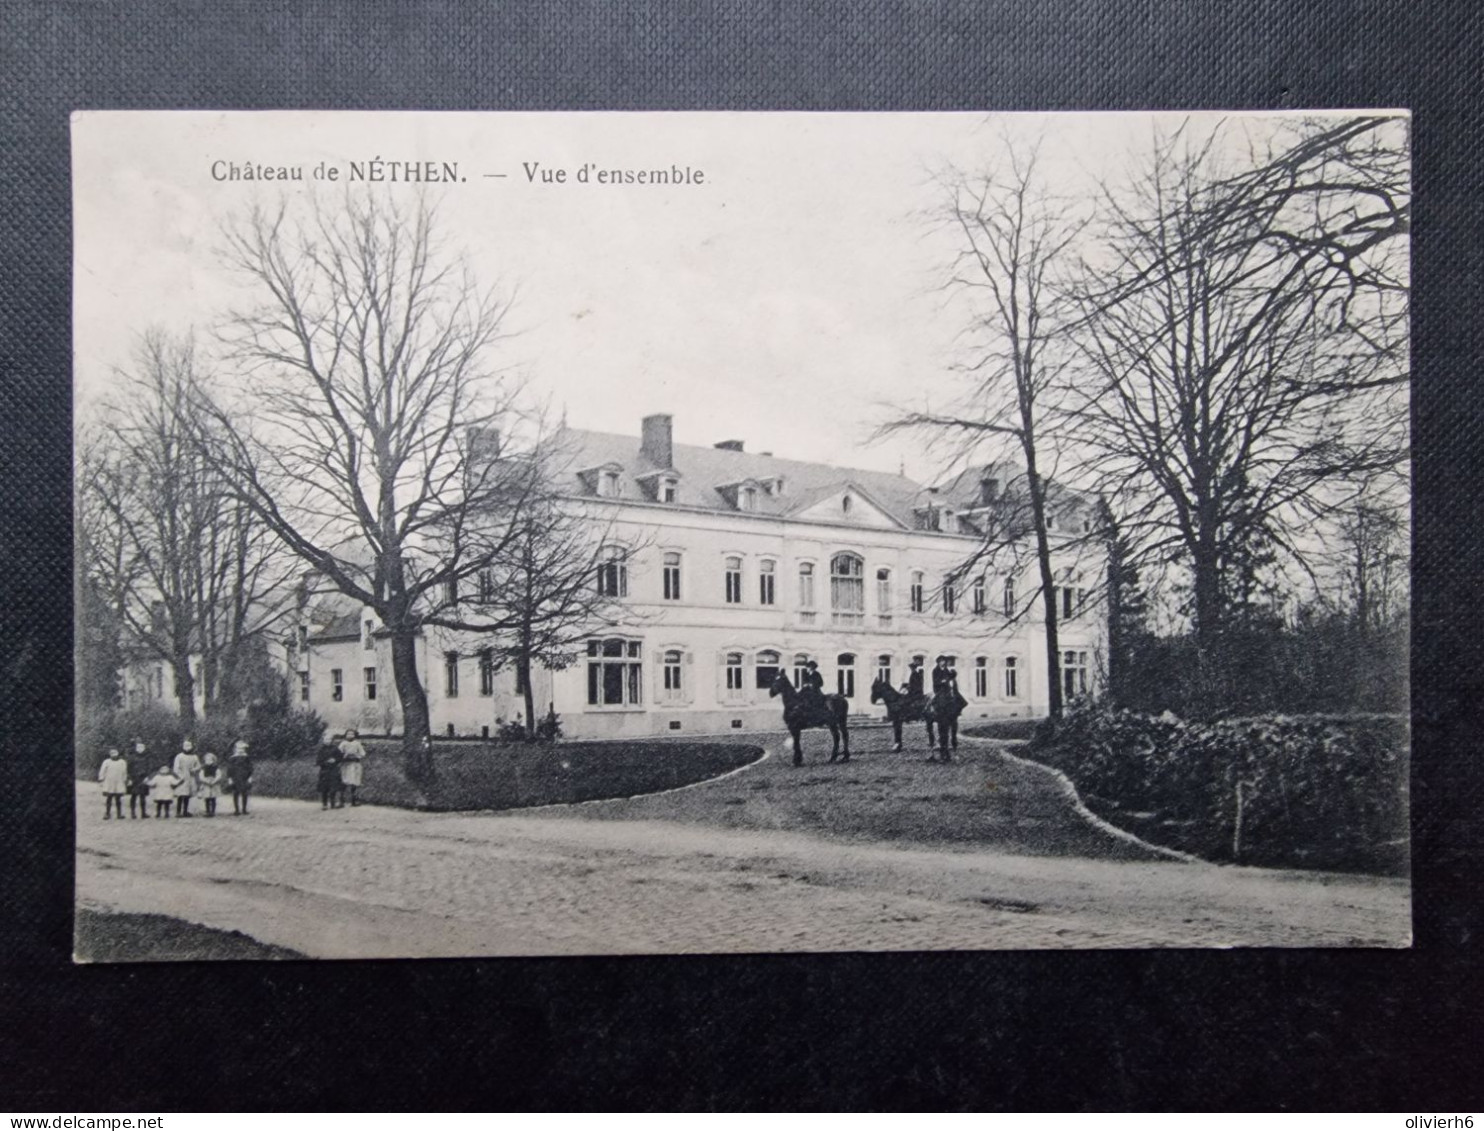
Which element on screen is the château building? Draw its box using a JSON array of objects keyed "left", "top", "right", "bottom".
[{"left": 282, "top": 413, "right": 1106, "bottom": 740}]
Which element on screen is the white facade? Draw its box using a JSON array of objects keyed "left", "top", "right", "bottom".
[{"left": 292, "top": 416, "right": 1105, "bottom": 740}]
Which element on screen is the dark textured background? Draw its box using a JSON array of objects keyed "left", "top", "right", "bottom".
[{"left": 2, "top": 0, "right": 1480, "bottom": 1111}]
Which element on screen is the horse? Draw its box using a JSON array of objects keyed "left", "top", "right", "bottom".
[
  {"left": 869, "top": 676, "right": 937, "bottom": 752},
  {"left": 768, "top": 672, "right": 851, "bottom": 766},
  {"left": 927, "top": 686, "right": 966, "bottom": 761}
]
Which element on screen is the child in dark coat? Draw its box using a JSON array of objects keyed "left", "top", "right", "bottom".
[{"left": 316, "top": 738, "right": 343, "bottom": 809}]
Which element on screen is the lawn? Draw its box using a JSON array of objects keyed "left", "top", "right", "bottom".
[
  {"left": 561, "top": 726, "right": 1164, "bottom": 862},
  {"left": 247, "top": 738, "right": 764, "bottom": 811}
]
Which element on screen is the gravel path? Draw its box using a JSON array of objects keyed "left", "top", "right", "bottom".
[{"left": 75, "top": 735, "right": 1411, "bottom": 958}]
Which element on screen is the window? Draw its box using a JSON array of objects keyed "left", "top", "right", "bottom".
[
  {"left": 740, "top": 486, "right": 758, "bottom": 512},
  {"left": 364, "top": 666, "right": 378, "bottom": 701},
  {"left": 876, "top": 568, "right": 892, "bottom": 616},
  {"left": 937, "top": 654, "right": 959, "bottom": 675},
  {"left": 662, "top": 552, "right": 682, "bottom": 601},
  {"left": 478, "top": 649, "right": 495, "bottom": 697},
  {"left": 662, "top": 649, "right": 684, "bottom": 701},
  {"left": 759, "top": 559, "right": 776, "bottom": 605},
  {"left": 444, "top": 575, "right": 459, "bottom": 608},
  {"left": 798, "top": 562, "right": 816, "bottom": 609},
  {"left": 876, "top": 654, "right": 894, "bottom": 687},
  {"left": 599, "top": 470, "right": 621, "bottom": 498},
  {"left": 515, "top": 662, "right": 527, "bottom": 695},
  {"left": 363, "top": 619, "right": 375, "bottom": 650},
  {"left": 755, "top": 649, "right": 782, "bottom": 690},
  {"left": 1062, "top": 650, "right": 1090, "bottom": 699},
  {"left": 974, "top": 657, "right": 988, "bottom": 698},
  {"left": 910, "top": 571, "right": 925, "bottom": 613},
  {"left": 478, "top": 568, "right": 494, "bottom": 604},
  {"left": 725, "top": 652, "right": 745, "bottom": 693},
  {"left": 661, "top": 477, "right": 678, "bottom": 503},
  {"left": 837, "top": 653, "right": 856, "bottom": 698},
  {"left": 724, "top": 556, "right": 743, "bottom": 604},
  {"left": 586, "top": 638, "right": 644, "bottom": 707},
  {"left": 793, "top": 653, "right": 812, "bottom": 688},
  {"left": 596, "top": 546, "right": 628, "bottom": 598},
  {"left": 1004, "top": 656, "right": 1019, "bottom": 699},
  {"left": 831, "top": 553, "right": 865, "bottom": 625},
  {"left": 1058, "top": 584, "right": 1087, "bottom": 621},
  {"left": 942, "top": 575, "right": 957, "bottom": 615},
  {"left": 444, "top": 651, "right": 460, "bottom": 698},
  {"left": 972, "top": 576, "right": 987, "bottom": 615},
  {"left": 297, "top": 624, "right": 309, "bottom": 650},
  {"left": 842, "top": 494, "right": 853, "bottom": 516},
  {"left": 1002, "top": 576, "right": 1016, "bottom": 617},
  {"left": 298, "top": 670, "right": 310, "bottom": 702},
  {"left": 331, "top": 668, "right": 344, "bottom": 702}
]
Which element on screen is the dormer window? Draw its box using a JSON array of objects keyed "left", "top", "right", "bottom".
[
  {"left": 599, "top": 470, "right": 622, "bottom": 498},
  {"left": 740, "top": 486, "right": 758, "bottom": 512},
  {"left": 661, "top": 477, "right": 678, "bottom": 504},
  {"left": 762, "top": 476, "right": 786, "bottom": 497}
]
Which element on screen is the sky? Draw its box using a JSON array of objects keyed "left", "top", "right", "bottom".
[{"left": 71, "top": 109, "right": 1390, "bottom": 483}]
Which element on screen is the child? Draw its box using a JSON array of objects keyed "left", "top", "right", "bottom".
[
  {"left": 126, "top": 739, "right": 151, "bottom": 819},
  {"left": 198, "top": 752, "right": 224, "bottom": 817},
  {"left": 147, "top": 764, "right": 180, "bottom": 818},
  {"left": 338, "top": 728, "right": 367, "bottom": 807},
  {"left": 172, "top": 739, "right": 202, "bottom": 817},
  {"left": 226, "top": 740, "right": 253, "bottom": 815},
  {"left": 316, "top": 737, "right": 343, "bottom": 810},
  {"left": 97, "top": 747, "right": 128, "bottom": 820}
]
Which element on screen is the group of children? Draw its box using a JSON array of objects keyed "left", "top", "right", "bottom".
[
  {"left": 95, "top": 737, "right": 254, "bottom": 820},
  {"left": 315, "top": 728, "right": 368, "bottom": 809}
]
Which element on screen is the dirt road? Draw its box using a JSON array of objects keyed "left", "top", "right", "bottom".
[{"left": 75, "top": 769, "right": 1409, "bottom": 959}]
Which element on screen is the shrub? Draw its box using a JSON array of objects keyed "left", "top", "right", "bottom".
[
  {"left": 1028, "top": 704, "right": 1409, "bottom": 872},
  {"left": 535, "top": 706, "right": 563, "bottom": 743},
  {"left": 77, "top": 703, "right": 327, "bottom": 773}
]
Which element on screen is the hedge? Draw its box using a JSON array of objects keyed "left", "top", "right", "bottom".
[{"left": 1026, "top": 706, "right": 1409, "bottom": 874}]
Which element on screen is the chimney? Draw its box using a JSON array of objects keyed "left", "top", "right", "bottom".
[
  {"left": 641, "top": 414, "right": 673, "bottom": 469},
  {"left": 714, "top": 439, "right": 744, "bottom": 452},
  {"left": 979, "top": 476, "right": 1000, "bottom": 506}
]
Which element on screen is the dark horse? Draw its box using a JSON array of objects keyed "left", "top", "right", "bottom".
[
  {"left": 927, "top": 686, "right": 966, "bottom": 761},
  {"left": 869, "top": 676, "right": 937, "bottom": 752},
  {"left": 769, "top": 672, "right": 851, "bottom": 766},
  {"left": 870, "top": 677, "right": 964, "bottom": 760}
]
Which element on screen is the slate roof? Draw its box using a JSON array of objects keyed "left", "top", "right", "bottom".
[
  {"left": 558, "top": 426, "right": 1100, "bottom": 535},
  {"left": 559, "top": 427, "right": 936, "bottom": 527}
]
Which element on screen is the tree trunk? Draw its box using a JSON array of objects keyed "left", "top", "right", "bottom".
[
  {"left": 390, "top": 628, "right": 434, "bottom": 780},
  {"left": 172, "top": 651, "right": 197, "bottom": 725},
  {"left": 519, "top": 654, "right": 537, "bottom": 742},
  {"left": 1190, "top": 540, "right": 1224, "bottom": 714},
  {"left": 1036, "top": 540, "right": 1063, "bottom": 720}
]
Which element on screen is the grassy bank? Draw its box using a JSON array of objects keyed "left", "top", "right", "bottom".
[
  {"left": 75, "top": 909, "right": 304, "bottom": 962},
  {"left": 246, "top": 739, "right": 764, "bottom": 812}
]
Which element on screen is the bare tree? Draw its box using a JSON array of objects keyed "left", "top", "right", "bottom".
[
  {"left": 469, "top": 456, "right": 631, "bottom": 738},
  {"left": 882, "top": 144, "right": 1086, "bottom": 716},
  {"left": 1071, "top": 116, "right": 1410, "bottom": 652},
  {"left": 194, "top": 194, "right": 558, "bottom": 779},
  {"left": 77, "top": 331, "right": 290, "bottom": 721},
  {"left": 1334, "top": 499, "right": 1408, "bottom": 639}
]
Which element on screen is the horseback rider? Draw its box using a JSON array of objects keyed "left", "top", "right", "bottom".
[
  {"left": 903, "top": 657, "right": 926, "bottom": 712},
  {"left": 800, "top": 659, "right": 826, "bottom": 712},
  {"left": 932, "top": 657, "right": 968, "bottom": 712},
  {"left": 931, "top": 656, "right": 951, "bottom": 695}
]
